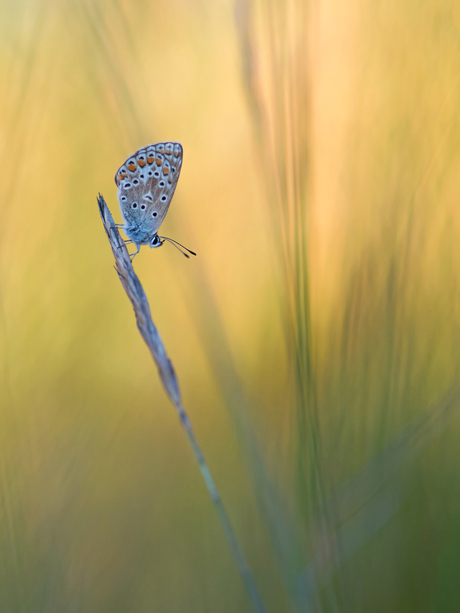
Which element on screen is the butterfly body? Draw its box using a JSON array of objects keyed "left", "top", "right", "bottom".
[{"left": 115, "top": 142, "right": 183, "bottom": 258}]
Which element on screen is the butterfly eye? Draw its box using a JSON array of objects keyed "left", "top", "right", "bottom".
[
  {"left": 152, "top": 211, "right": 158, "bottom": 217},
  {"left": 131, "top": 202, "right": 138, "bottom": 208},
  {"left": 161, "top": 195, "right": 167, "bottom": 202},
  {"left": 140, "top": 204, "right": 146, "bottom": 210}
]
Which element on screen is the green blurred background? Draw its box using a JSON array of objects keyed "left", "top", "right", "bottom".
[{"left": 2, "top": 0, "right": 460, "bottom": 611}]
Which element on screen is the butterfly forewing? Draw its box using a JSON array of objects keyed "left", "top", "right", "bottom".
[{"left": 115, "top": 142, "right": 183, "bottom": 243}]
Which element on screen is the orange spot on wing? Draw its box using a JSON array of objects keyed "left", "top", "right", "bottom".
[
  {"left": 155, "top": 157, "right": 162, "bottom": 166},
  {"left": 147, "top": 155, "right": 154, "bottom": 164},
  {"left": 162, "top": 166, "right": 170, "bottom": 176},
  {"left": 137, "top": 160, "right": 146, "bottom": 168},
  {"left": 127, "top": 163, "right": 136, "bottom": 171}
]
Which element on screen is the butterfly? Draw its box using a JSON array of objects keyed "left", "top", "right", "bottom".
[{"left": 115, "top": 142, "right": 195, "bottom": 260}]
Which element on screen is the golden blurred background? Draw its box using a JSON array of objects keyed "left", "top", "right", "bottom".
[{"left": 2, "top": 0, "right": 460, "bottom": 611}]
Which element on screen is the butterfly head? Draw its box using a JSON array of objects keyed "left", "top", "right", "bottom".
[{"left": 150, "top": 235, "right": 164, "bottom": 249}]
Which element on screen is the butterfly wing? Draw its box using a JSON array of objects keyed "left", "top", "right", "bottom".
[{"left": 115, "top": 142, "right": 183, "bottom": 244}]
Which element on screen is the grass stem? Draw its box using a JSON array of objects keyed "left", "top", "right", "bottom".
[{"left": 97, "top": 194, "right": 267, "bottom": 613}]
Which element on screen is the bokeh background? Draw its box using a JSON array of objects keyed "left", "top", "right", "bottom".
[{"left": 2, "top": 0, "right": 460, "bottom": 611}]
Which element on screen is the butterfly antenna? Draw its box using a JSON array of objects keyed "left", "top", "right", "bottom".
[{"left": 158, "top": 236, "right": 197, "bottom": 258}]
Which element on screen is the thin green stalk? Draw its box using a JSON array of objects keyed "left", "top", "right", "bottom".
[{"left": 97, "top": 194, "right": 267, "bottom": 613}]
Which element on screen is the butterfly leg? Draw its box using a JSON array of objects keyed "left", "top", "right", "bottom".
[
  {"left": 129, "top": 243, "right": 141, "bottom": 261},
  {"left": 117, "top": 240, "right": 133, "bottom": 251}
]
